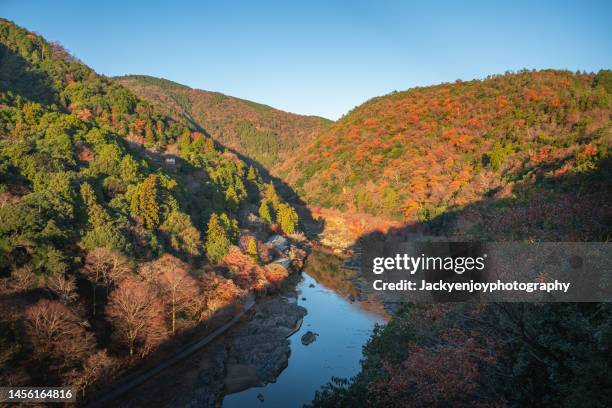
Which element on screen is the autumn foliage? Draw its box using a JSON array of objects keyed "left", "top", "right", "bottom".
[{"left": 279, "top": 70, "right": 611, "bottom": 226}]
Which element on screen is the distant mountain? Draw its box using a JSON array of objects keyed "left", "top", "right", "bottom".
[
  {"left": 115, "top": 75, "right": 332, "bottom": 169},
  {"left": 278, "top": 69, "right": 612, "bottom": 241}
]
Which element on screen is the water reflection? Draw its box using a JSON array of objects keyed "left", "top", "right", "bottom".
[{"left": 223, "top": 249, "right": 387, "bottom": 407}]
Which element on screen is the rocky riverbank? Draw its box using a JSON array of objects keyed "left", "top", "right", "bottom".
[
  {"left": 115, "top": 283, "right": 306, "bottom": 408},
  {"left": 223, "top": 295, "right": 307, "bottom": 394}
]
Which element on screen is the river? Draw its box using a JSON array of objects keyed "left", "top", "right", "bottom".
[{"left": 223, "top": 252, "right": 388, "bottom": 408}]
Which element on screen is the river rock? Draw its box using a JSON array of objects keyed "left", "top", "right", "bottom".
[
  {"left": 301, "top": 331, "right": 318, "bottom": 346},
  {"left": 225, "top": 297, "right": 307, "bottom": 385}
]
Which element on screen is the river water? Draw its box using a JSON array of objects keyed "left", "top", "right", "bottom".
[{"left": 223, "top": 261, "right": 387, "bottom": 407}]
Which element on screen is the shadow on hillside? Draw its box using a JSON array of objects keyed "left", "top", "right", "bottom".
[
  {"left": 184, "top": 118, "right": 324, "bottom": 237},
  {"left": 0, "top": 44, "right": 58, "bottom": 106},
  {"left": 85, "top": 267, "right": 302, "bottom": 407},
  {"left": 353, "top": 155, "right": 612, "bottom": 251},
  {"left": 220, "top": 143, "right": 325, "bottom": 238},
  {"left": 83, "top": 292, "right": 245, "bottom": 407},
  {"left": 124, "top": 133, "right": 324, "bottom": 243}
]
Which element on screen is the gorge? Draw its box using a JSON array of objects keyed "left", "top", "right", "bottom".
[{"left": 0, "top": 15, "right": 610, "bottom": 408}]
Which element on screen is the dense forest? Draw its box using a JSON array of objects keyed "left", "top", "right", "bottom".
[
  {"left": 0, "top": 19, "right": 303, "bottom": 399},
  {"left": 1, "top": 16, "right": 611, "bottom": 408},
  {"left": 300, "top": 73, "right": 612, "bottom": 406},
  {"left": 279, "top": 70, "right": 611, "bottom": 239},
  {"left": 115, "top": 75, "right": 331, "bottom": 170}
]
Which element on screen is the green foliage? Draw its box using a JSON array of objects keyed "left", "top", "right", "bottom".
[
  {"left": 264, "top": 182, "right": 280, "bottom": 205},
  {"left": 115, "top": 75, "right": 331, "bottom": 170},
  {"left": 78, "top": 182, "right": 128, "bottom": 251},
  {"left": 205, "top": 213, "right": 230, "bottom": 263},
  {"left": 594, "top": 69, "right": 612, "bottom": 93},
  {"left": 259, "top": 200, "right": 273, "bottom": 224},
  {"left": 220, "top": 213, "right": 239, "bottom": 243},
  {"left": 484, "top": 141, "right": 513, "bottom": 171},
  {"left": 246, "top": 237, "right": 258, "bottom": 260},
  {"left": 130, "top": 175, "right": 160, "bottom": 229},
  {"left": 160, "top": 210, "right": 201, "bottom": 255},
  {"left": 119, "top": 155, "right": 140, "bottom": 183},
  {"left": 276, "top": 203, "right": 299, "bottom": 235},
  {"left": 282, "top": 69, "right": 611, "bottom": 219},
  {"left": 0, "top": 19, "right": 307, "bottom": 394}
]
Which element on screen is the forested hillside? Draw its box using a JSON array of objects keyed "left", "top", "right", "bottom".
[
  {"left": 303, "top": 72, "right": 612, "bottom": 407},
  {"left": 115, "top": 75, "right": 331, "bottom": 169},
  {"left": 0, "top": 19, "right": 300, "bottom": 397},
  {"left": 280, "top": 70, "right": 611, "bottom": 240}
]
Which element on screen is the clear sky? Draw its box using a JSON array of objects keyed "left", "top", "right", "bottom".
[{"left": 1, "top": 0, "right": 610, "bottom": 120}]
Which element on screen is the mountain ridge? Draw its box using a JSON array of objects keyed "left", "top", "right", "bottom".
[
  {"left": 115, "top": 74, "right": 332, "bottom": 170},
  {"left": 278, "top": 68, "right": 611, "bottom": 241}
]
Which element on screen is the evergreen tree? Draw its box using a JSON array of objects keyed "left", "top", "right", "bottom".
[
  {"left": 205, "top": 213, "right": 230, "bottom": 263},
  {"left": 246, "top": 237, "right": 258, "bottom": 261},
  {"left": 276, "top": 203, "right": 299, "bottom": 235},
  {"left": 259, "top": 200, "right": 273, "bottom": 224},
  {"left": 80, "top": 183, "right": 127, "bottom": 251},
  {"left": 80, "top": 182, "right": 112, "bottom": 227},
  {"left": 130, "top": 175, "right": 160, "bottom": 229},
  {"left": 247, "top": 165, "right": 261, "bottom": 184},
  {"left": 265, "top": 182, "right": 280, "bottom": 205},
  {"left": 119, "top": 155, "right": 139, "bottom": 183},
  {"left": 220, "top": 212, "right": 239, "bottom": 242},
  {"left": 225, "top": 185, "right": 240, "bottom": 211},
  {"left": 161, "top": 210, "right": 201, "bottom": 256},
  {"left": 144, "top": 119, "right": 155, "bottom": 144}
]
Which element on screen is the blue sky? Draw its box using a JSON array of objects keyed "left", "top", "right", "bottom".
[{"left": 1, "top": 0, "right": 610, "bottom": 120}]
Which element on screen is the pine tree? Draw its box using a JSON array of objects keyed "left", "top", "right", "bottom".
[
  {"left": 225, "top": 185, "right": 240, "bottom": 211},
  {"left": 80, "top": 183, "right": 112, "bottom": 227},
  {"left": 119, "top": 155, "right": 139, "bottom": 183},
  {"left": 220, "top": 213, "right": 239, "bottom": 242},
  {"left": 276, "top": 203, "right": 299, "bottom": 235},
  {"left": 265, "top": 182, "right": 280, "bottom": 205},
  {"left": 247, "top": 165, "right": 260, "bottom": 182},
  {"left": 130, "top": 175, "right": 160, "bottom": 229},
  {"left": 144, "top": 119, "right": 155, "bottom": 144},
  {"left": 205, "top": 213, "right": 230, "bottom": 263},
  {"left": 259, "top": 200, "right": 273, "bottom": 224},
  {"left": 246, "top": 237, "right": 259, "bottom": 261},
  {"left": 204, "top": 137, "right": 216, "bottom": 155}
]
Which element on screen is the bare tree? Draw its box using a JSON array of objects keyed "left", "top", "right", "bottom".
[
  {"left": 106, "top": 277, "right": 166, "bottom": 357},
  {"left": 142, "top": 254, "right": 198, "bottom": 334},
  {"left": 70, "top": 350, "right": 117, "bottom": 398},
  {"left": 24, "top": 299, "right": 94, "bottom": 366},
  {"left": 0, "top": 265, "right": 42, "bottom": 294},
  {"left": 48, "top": 273, "right": 78, "bottom": 304},
  {"left": 83, "top": 248, "right": 132, "bottom": 315}
]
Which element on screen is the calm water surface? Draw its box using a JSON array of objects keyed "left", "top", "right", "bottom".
[{"left": 223, "top": 270, "right": 387, "bottom": 407}]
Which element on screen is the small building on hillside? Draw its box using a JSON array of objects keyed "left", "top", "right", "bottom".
[{"left": 266, "top": 235, "right": 289, "bottom": 252}]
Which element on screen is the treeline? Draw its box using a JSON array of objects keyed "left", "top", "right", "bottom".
[{"left": 0, "top": 19, "right": 298, "bottom": 398}]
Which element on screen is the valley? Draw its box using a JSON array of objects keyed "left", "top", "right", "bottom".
[{"left": 0, "top": 15, "right": 610, "bottom": 408}]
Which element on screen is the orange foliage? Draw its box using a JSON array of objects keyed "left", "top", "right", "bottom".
[{"left": 577, "top": 143, "right": 597, "bottom": 158}]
